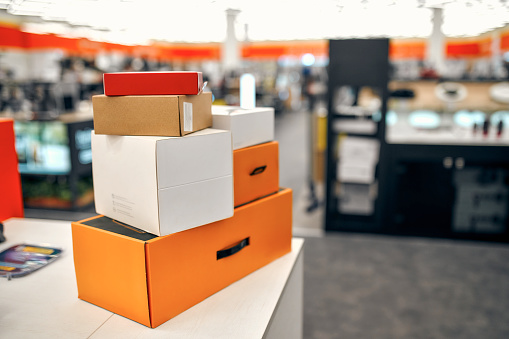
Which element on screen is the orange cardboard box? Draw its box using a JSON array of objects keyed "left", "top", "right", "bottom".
[
  {"left": 0, "top": 118, "right": 23, "bottom": 221},
  {"left": 71, "top": 188, "right": 292, "bottom": 328},
  {"left": 233, "top": 141, "right": 279, "bottom": 207}
]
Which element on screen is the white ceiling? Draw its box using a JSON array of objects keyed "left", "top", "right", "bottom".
[{"left": 1, "top": 0, "right": 509, "bottom": 44}]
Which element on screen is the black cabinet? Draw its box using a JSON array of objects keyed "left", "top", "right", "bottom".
[{"left": 384, "top": 144, "right": 509, "bottom": 242}]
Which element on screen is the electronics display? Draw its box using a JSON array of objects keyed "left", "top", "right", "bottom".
[{"left": 14, "top": 121, "right": 71, "bottom": 175}]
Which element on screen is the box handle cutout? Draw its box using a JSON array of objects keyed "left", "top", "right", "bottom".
[
  {"left": 217, "top": 237, "right": 250, "bottom": 260},
  {"left": 250, "top": 165, "right": 267, "bottom": 176}
]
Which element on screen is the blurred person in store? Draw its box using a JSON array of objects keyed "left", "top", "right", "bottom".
[
  {"left": 60, "top": 58, "right": 81, "bottom": 113},
  {"left": 31, "top": 84, "right": 57, "bottom": 119},
  {"left": 80, "top": 58, "right": 103, "bottom": 100},
  {"left": 9, "top": 85, "right": 30, "bottom": 115},
  {"left": 504, "top": 52, "right": 509, "bottom": 80},
  {"left": 305, "top": 74, "right": 327, "bottom": 112}
]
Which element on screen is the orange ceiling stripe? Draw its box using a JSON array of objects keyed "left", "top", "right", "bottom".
[
  {"left": 0, "top": 23, "right": 506, "bottom": 61},
  {"left": 501, "top": 32, "right": 509, "bottom": 51},
  {"left": 389, "top": 41, "right": 426, "bottom": 60},
  {"left": 446, "top": 38, "right": 492, "bottom": 58},
  {"left": 0, "top": 26, "right": 25, "bottom": 49}
]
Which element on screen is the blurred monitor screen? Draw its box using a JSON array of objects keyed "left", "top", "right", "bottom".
[{"left": 14, "top": 121, "right": 71, "bottom": 175}]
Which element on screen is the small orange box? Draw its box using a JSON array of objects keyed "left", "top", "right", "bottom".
[
  {"left": 233, "top": 141, "right": 279, "bottom": 207},
  {"left": 71, "top": 188, "right": 292, "bottom": 328},
  {"left": 0, "top": 118, "right": 23, "bottom": 221}
]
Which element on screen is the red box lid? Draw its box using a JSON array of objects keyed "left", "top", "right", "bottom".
[{"left": 103, "top": 72, "right": 204, "bottom": 96}]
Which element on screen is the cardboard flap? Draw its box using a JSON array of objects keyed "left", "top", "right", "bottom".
[
  {"left": 80, "top": 215, "right": 158, "bottom": 241},
  {"left": 198, "top": 81, "right": 208, "bottom": 94},
  {"left": 156, "top": 128, "right": 232, "bottom": 189}
]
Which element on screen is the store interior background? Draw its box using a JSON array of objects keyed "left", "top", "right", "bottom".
[{"left": 1, "top": 1, "right": 509, "bottom": 338}]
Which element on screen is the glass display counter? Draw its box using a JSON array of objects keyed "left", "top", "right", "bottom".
[{"left": 382, "top": 109, "right": 509, "bottom": 241}]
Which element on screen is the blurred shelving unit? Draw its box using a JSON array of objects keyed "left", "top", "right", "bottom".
[{"left": 324, "top": 38, "right": 390, "bottom": 233}]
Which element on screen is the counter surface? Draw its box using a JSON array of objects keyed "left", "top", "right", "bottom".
[{"left": 0, "top": 218, "right": 303, "bottom": 338}]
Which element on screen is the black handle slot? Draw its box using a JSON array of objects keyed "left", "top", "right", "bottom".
[
  {"left": 217, "top": 237, "right": 250, "bottom": 260},
  {"left": 250, "top": 165, "right": 267, "bottom": 176}
]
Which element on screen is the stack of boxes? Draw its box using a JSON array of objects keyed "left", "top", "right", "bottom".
[{"left": 71, "top": 72, "right": 292, "bottom": 328}]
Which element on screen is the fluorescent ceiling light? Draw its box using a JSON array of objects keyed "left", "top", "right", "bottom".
[{"left": 3, "top": 0, "right": 507, "bottom": 43}]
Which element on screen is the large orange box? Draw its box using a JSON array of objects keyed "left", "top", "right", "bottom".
[
  {"left": 0, "top": 118, "right": 23, "bottom": 221},
  {"left": 233, "top": 141, "right": 279, "bottom": 207},
  {"left": 71, "top": 188, "right": 292, "bottom": 328}
]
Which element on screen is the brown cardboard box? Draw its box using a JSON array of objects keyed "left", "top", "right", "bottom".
[
  {"left": 72, "top": 188, "right": 292, "bottom": 328},
  {"left": 92, "top": 92, "right": 212, "bottom": 136}
]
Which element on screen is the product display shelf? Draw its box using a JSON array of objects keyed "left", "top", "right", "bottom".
[{"left": 324, "top": 38, "right": 391, "bottom": 233}]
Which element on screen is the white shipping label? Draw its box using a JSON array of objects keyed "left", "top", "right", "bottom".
[{"left": 184, "top": 102, "right": 193, "bottom": 132}]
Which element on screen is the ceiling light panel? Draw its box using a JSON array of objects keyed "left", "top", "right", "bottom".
[{"left": 6, "top": 0, "right": 509, "bottom": 43}]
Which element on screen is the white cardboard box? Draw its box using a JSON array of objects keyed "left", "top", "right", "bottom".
[
  {"left": 92, "top": 128, "right": 233, "bottom": 236},
  {"left": 212, "top": 106, "right": 274, "bottom": 150}
]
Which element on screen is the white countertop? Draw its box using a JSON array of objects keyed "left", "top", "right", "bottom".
[{"left": 0, "top": 218, "right": 304, "bottom": 338}]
